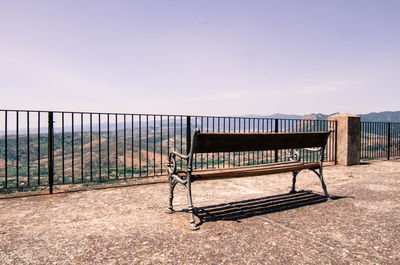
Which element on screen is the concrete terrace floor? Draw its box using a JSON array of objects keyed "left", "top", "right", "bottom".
[{"left": 0, "top": 160, "right": 399, "bottom": 264}]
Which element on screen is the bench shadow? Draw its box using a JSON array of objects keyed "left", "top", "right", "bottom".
[{"left": 187, "top": 191, "right": 347, "bottom": 227}]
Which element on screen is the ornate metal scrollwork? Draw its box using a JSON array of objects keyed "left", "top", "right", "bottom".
[
  {"left": 288, "top": 149, "right": 300, "bottom": 162},
  {"left": 167, "top": 153, "right": 177, "bottom": 175}
]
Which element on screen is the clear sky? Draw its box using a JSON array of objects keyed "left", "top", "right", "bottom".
[{"left": 1, "top": 0, "right": 399, "bottom": 116}]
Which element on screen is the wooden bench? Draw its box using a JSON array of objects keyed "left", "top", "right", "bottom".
[{"left": 167, "top": 129, "right": 333, "bottom": 230}]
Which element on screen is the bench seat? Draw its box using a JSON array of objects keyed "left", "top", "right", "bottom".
[{"left": 179, "top": 161, "right": 320, "bottom": 181}]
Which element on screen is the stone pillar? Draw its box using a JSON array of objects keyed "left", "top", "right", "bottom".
[{"left": 328, "top": 113, "right": 361, "bottom": 166}]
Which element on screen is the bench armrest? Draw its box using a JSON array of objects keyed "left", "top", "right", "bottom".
[
  {"left": 288, "top": 147, "right": 325, "bottom": 163},
  {"left": 303, "top": 147, "right": 323, "bottom": 152},
  {"left": 170, "top": 150, "right": 190, "bottom": 160},
  {"left": 167, "top": 151, "right": 191, "bottom": 175}
]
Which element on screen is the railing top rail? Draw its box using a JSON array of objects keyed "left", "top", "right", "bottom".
[
  {"left": 0, "top": 109, "right": 336, "bottom": 122},
  {"left": 361, "top": 121, "right": 400, "bottom": 125}
]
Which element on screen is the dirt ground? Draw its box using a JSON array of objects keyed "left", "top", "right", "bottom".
[{"left": 0, "top": 160, "right": 399, "bottom": 264}]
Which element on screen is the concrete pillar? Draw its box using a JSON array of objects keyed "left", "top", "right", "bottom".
[{"left": 328, "top": 113, "right": 361, "bottom": 166}]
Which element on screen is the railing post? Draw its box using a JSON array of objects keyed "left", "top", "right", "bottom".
[
  {"left": 48, "top": 112, "right": 54, "bottom": 194},
  {"left": 274, "top": 119, "right": 278, "bottom": 162},
  {"left": 387, "top": 122, "right": 391, "bottom": 160},
  {"left": 327, "top": 113, "right": 361, "bottom": 166},
  {"left": 186, "top": 116, "right": 191, "bottom": 155}
]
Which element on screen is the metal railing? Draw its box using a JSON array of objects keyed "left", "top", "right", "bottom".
[
  {"left": 361, "top": 122, "right": 400, "bottom": 160},
  {"left": 0, "top": 109, "right": 337, "bottom": 193}
]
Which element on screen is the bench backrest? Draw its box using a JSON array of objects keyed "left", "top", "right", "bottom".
[{"left": 191, "top": 130, "right": 332, "bottom": 154}]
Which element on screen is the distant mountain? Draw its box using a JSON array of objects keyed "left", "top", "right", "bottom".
[
  {"left": 242, "top": 114, "right": 302, "bottom": 120},
  {"left": 301, "top": 113, "right": 332, "bottom": 120},
  {"left": 359, "top": 111, "right": 400, "bottom": 122},
  {"left": 300, "top": 111, "right": 400, "bottom": 122}
]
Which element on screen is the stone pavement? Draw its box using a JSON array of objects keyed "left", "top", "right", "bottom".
[{"left": 0, "top": 160, "right": 399, "bottom": 264}]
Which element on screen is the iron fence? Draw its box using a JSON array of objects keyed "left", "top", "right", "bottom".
[
  {"left": 361, "top": 122, "right": 400, "bottom": 160},
  {"left": 0, "top": 110, "right": 337, "bottom": 193}
]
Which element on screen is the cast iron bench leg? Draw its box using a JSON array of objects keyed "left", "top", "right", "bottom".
[
  {"left": 290, "top": 170, "right": 300, "bottom": 194},
  {"left": 167, "top": 177, "right": 177, "bottom": 213},
  {"left": 319, "top": 167, "right": 329, "bottom": 198},
  {"left": 185, "top": 180, "right": 198, "bottom": 230},
  {"left": 311, "top": 167, "right": 329, "bottom": 198}
]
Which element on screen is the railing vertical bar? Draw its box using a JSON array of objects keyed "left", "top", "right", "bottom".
[
  {"left": 319, "top": 120, "right": 322, "bottom": 161},
  {"left": 124, "top": 114, "right": 126, "bottom": 178},
  {"left": 261, "top": 119, "right": 265, "bottom": 163},
  {"left": 246, "top": 118, "right": 249, "bottom": 164},
  {"left": 211, "top": 117, "right": 214, "bottom": 168},
  {"left": 365, "top": 122, "right": 367, "bottom": 159},
  {"left": 153, "top": 115, "right": 156, "bottom": 176},
  {"left": 378, "top": 122, "right": 381, "bottom": 158},
  {"left": 387, "top": 122, "right": 391, "bottom": 160},
  {"left": 256, "top": 118, "right": 260, "bottom": 164},
  {"left": 377, "top": 123, "right": 379, "bottom": 158},
  {"left": 180, "top": 116, "right": 183, "bottom": 170},
  {"left": 370, "top": 122, "right": 372, "bottom": 158},
  {"left": 238, "top": 118, "right": 241, "bottom": 166},
  {"left": 71, "top": 113, "right": 74, "bottom": 183},
  {"left": 228, "top": 117, "right": 231, "bottom": 166},
  {"left": 131, "top": 114, "right": 134, "bottom": 177},
  {"left": 274, "top": 119, "right": 279, "bottom": 163},
  {"left": 186, "top": 116, "right": 191, "bottom": 157},
  {"left": 200, "top": 117, "right": 203, "bottom": 169},
  {"left": 252, "top": 118, "right": 255, "bottom": 165},
  {"left": 379, "top": 122, "right": 382, "bottom": 158},
  {"left": 368, "top": 122, "right": 371, "bottom": 159},
  {"left": 360, "top": 122, "right": 363, "bottom": 159},
  {"left": 377, "top": 122, "right": 379, "bottom": 158},
  {"left": 217, "top": 117, "right": 220, "bottom": 168},
  {"left": 27, "top": 111, "right": 30, "bottom": 186},
  {"left": 116, "top": 114, "right": 118, "bottom": 178},
  {"left": 361, "top": 122, "right": 369, "bottom": 158},
  {"left": 139, "top": 115, "right": 142, "bottom": 177},
  {"left": 3, "top": 111, "right": 7, "bottom": 188},
  {"left": 372, "top": 122, "right": 375, "bottom": 158},
  {"left": 37, "top": 111, "right": 41, "bottom": 185},
  {"left": 382, "top": 122, "right": 384, "bottom": 158},
  {"left": 366, "top": 122, "right": 369, "bottom": 159},
  {"left": 194, "top": 116, "right": 198, "bottom": 169},
  {"left": 62, "top": 113, "right": 64, "bottom": 183},
  {"left": 247, "top": 118, "right": 249, "bottom": 164},
  {"left": 206, "top": 117, "right": 209, "bottom": 168},
  {"left": 81, "top": 113, "right": 83, "bottom": 182},
  {"left": 364, "top": 122, "right": 366, "bottom": 159},
  {"left": 167, "top": 116, "right": 170, "bottom": 171},
  {"left": 160, "top": 115, "right": 163, "bottom": 175},
  {"left": 233, "top": 118, "right": 236, "bottom": 166},
  {"left": 107, "top": 114, "right": 110, "bottom": 179},
  {"left": 146, "top": 115, "right": 149, "bottom": 176},
  {"left": 16, "top": 111, "right": 19, "bottom": 187},
  {"left": 90, "top": 113, "right": 93, "bottom": 181},
  {"left": 383, "top": 123, "right": 385, "bottom": 158},
  {"left": 99, "top": 114, "right": 101, "bottom": 180},
  {"left": 223, "top": 117, "right": 226, "bottom": 168},
  {"left": 368, "top": 122, "right": 370, "bottom": 158},
  {"left": 369, "top": 122, "right": 371, "bottom": 158}
]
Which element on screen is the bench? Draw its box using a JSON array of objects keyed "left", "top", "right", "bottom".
[{"left": 167, "top": 129, "right": 333, "bottom": 230}]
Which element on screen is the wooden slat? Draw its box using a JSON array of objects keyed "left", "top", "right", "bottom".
[
  {"left": 192, "top": 131, "right": 331, "bottom": 153},
  {"left": 182, "top": 162, "right": 320, "bottom": 181}
]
